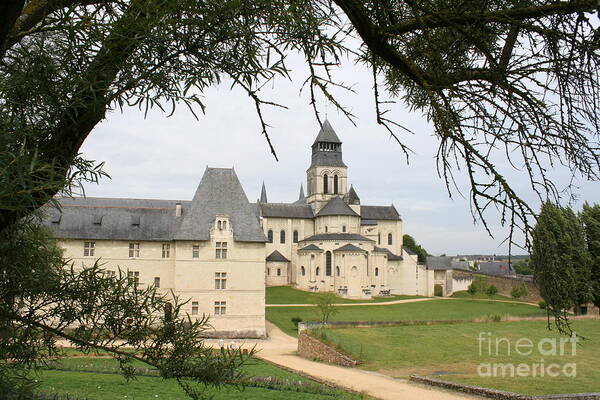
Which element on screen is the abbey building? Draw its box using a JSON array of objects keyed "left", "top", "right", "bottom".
[{"left": 41, "top": 121, "right": 435, "bottom": 338}]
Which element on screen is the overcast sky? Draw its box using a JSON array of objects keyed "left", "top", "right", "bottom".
[{"left": 79, "top": 52, "right": 599, "bottom": 256}]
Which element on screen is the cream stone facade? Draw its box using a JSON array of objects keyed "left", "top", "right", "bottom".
[{"left": 259, "top": 121, "right": 435, "bottom": 298}]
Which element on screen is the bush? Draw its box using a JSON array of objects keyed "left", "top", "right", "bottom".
[
  {"left": 291, "top": 317, "right": 303, "bottom": 327},
  {"left": 472, "top": 276, "right": 488, "bottom": 292},
  {"left": 485, "top": 285, "right": 498, "bottom": 297},
  {"left": 539, "top": 300, "right": 547, "bottom": 309},
  {"left": 488, "top": 314, "right": 502, "bottom": 322},
  {"left": 510, "top": 283, "right": 528, "bottom": 299},
  {"left": 467, "top": 283, "right": 477, "bottom": 297}
]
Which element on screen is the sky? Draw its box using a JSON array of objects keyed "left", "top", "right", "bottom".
[{"left": 79, "top": 52, "right": 599, "bottom": 256}]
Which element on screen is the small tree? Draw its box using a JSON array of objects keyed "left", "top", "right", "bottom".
[
  {"left": 511, "top": 283, "right": 528, "bottom": 299},
  {"left": 467, "top": 283, "right": 477, "bottom": 298},
  {"left": 485, "top": 285, "right": 498, "bottom": 298},
  {"left": 580, "top": 202, "right": 600, "bottom": 309},
  {"left": 316, "top": 293, "right": 339, "bottom": 325}
]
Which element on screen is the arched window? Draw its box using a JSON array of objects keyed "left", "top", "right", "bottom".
[
  {"left": 223, "top": 221, "right": 227, "bottom": 230},
  {"left": 342, "top": 225, "right": 346, "bottom": 233},
  {"left": 323, "top": 174, "right": 328, "bottom": 194},
  {"left": 375, "top": 267, "right": 379, "bottom": 277},
  {"left": 325, "top": 251, "right": 332, "bottom": 276},
  {"left": 218, "top": 221, "right": 222, "bottom": 230},
  {"left": 267, "top": 229, "right": 273, "bottom": 243},
  {"left": 316, "top": 267, "right": 320, "bottom": 276},
  {"left": 301, "top": 266, "right": 306, "bottom": 276},
  {"left": 334, "top": 175, "right": 339, "bottom": 194},
  {"left": 388, "top": 233, "right": 393, "bottom": 245},
  {"left": 277, "top": 268, "right": 281, "bottom": 276},
  {"left": 293, "top": 230, "right": 299, "bottom": 243},
  {"left": 336, "top": 266, "right": 340, "bottom": 276},
  {"left": 280, "top": 230, "right": 286, "bottom": 244}
]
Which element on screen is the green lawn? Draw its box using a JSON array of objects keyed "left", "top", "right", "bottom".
[
  {"left": 318, "top": 319, "right": 600, "bottom": 395},
  {"left": 34, "top": 355, "right": 365, "bottom": 400},
  {"left": 266, "top": 286, "right": 421, "bottom": 305},
  {"left": 267, "top": 299, "right": 546, "bottom": 337},
  {"left": 451, "top": 290, "right": 529, "bottom": 302}
]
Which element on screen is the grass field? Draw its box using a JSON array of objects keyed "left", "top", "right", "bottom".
[
  {"left": 451, "top": 290, "right": 529, "bottom": 302},
  {"left": 266, "top": 286, "right": 421, "bottom": 304},
  {"left": 317, "top": 319, "right": 600, "bottom": 395},
  {"left": 266, "top": 298, "right": 546, "bottom": 336},
  {"left": 34, "top": 355, "right": 365, "bottom": 400}
]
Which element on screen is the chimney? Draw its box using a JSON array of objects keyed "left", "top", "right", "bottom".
[{"left": 175, "top": 202, "right": 182, "bottom": 217}]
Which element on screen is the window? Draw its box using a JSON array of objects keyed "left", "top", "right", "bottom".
[
  {"left": 334, "top": 175, "right": 339, "bottom": 194},
  {"left": 277, "top": 268, "right": 281, "bottom": 276},
  {"left": 325, "top": 251, "right": 332, "bottom": 276},
  {"left": 162, "top": 243, "right": 170, "bottom": 258},
  {"left": 316, "top": 267, "right": 320, "bottom": 276},
  {"left": 215, "top": 272, "right": 227, "bottom": 289},
  {"left": 375, "top": 268, "right": 379, "bottom": 277},
  {"left": 280, "top": 230, "right": 286, "bottom": 244},
  {"left": 218, "top": 220, "right": 222, "bottom": 230},
  {"left": 388, "top": 233, "right": 393, "bottom": 245},
  {"left": 301, "top": 266, "right": 306, "bottom": 276},
  {"left": 154, "top": 277, "right": 160, "bottom": 288},
  {"left": 342, "top": 225, "right": 346, "bottom": 232},
  {"left": 191, "top": 301, "right": 199, "bottom": 315},
  {"left": 267, "top": 229, "right": 273, "bottom": 243},
  {"left": 323, "top": 173, "right": 328, "bottom": 194},
  {"left": 336, "top": 266, "right": 340, "bottom": 276},
  {"left": 216, "top": 242, "right": 227, "bottom": 259},
  {"left": 128, "top": 271, "right": 140, "bottom": 286},
  {"left": 223, "top": 221, "right": 227, "bottom": 230},
  {"left": 325, "top": 226, "right": 328, "bottom": 233},
  {"left": 378, "top": 233, "right": 381, "bottom": 245},
  {"left": 129, "top": 243, "right": 140, "bottom": 258},
  {"left": 83, "top": 241, "right": 95, "bottom": 257},
  {"left": 293, "top": 230, "right": 299, "bottom": 243},
  {"left": 267, "top": 268, "right": 270, "bottom": 276},
  {"left": 214, "top": 301, "right": 226, "bottom": 315},
  {"left": 192, "top": 244, "right": 200, "bottom": 258}
]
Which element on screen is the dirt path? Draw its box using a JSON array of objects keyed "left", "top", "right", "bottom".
[{"left": 226, "top": 322, "right": 483, "bottom": 400}]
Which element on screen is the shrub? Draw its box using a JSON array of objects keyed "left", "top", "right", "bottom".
[
  {"left": 510, "top": 283, "right": 528, "bottom": 299},
  {"left": 291, "top": 317, "right": 303, "bottom": 327},
  {"left": 485, "top": 285, "right": 498, "bottom": 297},
  {"left": 488, "top": 314, "right": 502, "bottom": 322},
  {"left": 467, "top": 283, "right": 477, "bottom": 297},
  {"left": 539, "top": 300, "right": 547, "bottom": 309},
  {"left": 472, "top": 276, "right": 488, "bottom": 292}
]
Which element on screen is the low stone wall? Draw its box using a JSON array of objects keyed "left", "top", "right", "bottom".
[
  {"left": 410, "top": 375, "right": 600, "bottom": 400},
  {"left": 471, "top": 272, "right": 542, "bottom": 303},
  {"left": 297, "top": 331, "right": 359, "bottom": 367}
]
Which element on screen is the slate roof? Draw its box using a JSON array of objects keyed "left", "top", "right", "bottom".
[
  {"left": 298, "top": 244, "right": 323, "bottom": 251},
  {"left": 334, "top": 243, "right": 365, "bottom": 253},
  {"left": 361, "top": 205, "right": 401, "bottom": 221},
  {"left": 344, "top": 185, "right": 360, "bottom": 205},
  {"left": 41, "top": 198, "right": 189, "bottom": 241},
  {"left": 175, "top": 168, "right": 266, "bottom": 242},
  {"left": 404, "top": 246, "right": 418, "bottom": 256},
  {"left": 260, "top": 182, "right": 268, "bottom": 203},
  {"left": 373, "top": 246, "right": 403, "bottom": 260},
  {"left": 316, "top": 196, "right": 359, "bottom": 217},
  {"left": 360, "top": 219, "right": 378, "bottom": 226},
  {"left": 478, "top": 261, "right": 513, "bottom": 276},
  {"left": 313, "top": 120, "right": 342, "bottom": 144},
  {"left": 293, "top": 184, "right": 306, "bottom": 205},
  {"left": 426, "top": 256, "right": 470, "bottom": 270},
  {"left": 301, "top": 233, "right": 374, "bottom": 242},
  {"left": 266, "top": 250, "right": 290, "bottom": 262},
  {"left": 260, "top": 203, "right": 314, "bottom": 219}
]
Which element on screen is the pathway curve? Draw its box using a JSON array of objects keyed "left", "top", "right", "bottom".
[{"left": 228, "top": 322, "right": 483, "bottom": 400}]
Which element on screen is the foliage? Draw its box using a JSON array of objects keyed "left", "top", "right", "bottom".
[
  {"left": 485, "top": 285, "right": 498, "bottom": 298},
  {"left": 512, "top": 259, "right": 533, "bottom": 275},
  {"left": 580, "top": 202, "right": 600, "bottom": 308},
  {"left": 531, "top": 202, "right": 592, "bottom": 333},
  {"left": 291, "top": 317, "right": 303, "bottom": 327},
  {"left": 470, "top": 276, "right": 489, "bottom": 293},
  {"left": 315, "top": 293, "right": 339, "bottom": 324},
  {"left": 402, "top": 234, "right": 428, "bottom": 263},
  {"left": 467, "top": 284, "right": 477, "bottom": 298},
  {"left": 538, "top": 301, "right": 547, "bottom": 310},
  {"left": 510, "top": 283, "right": 528, "bottom": 299}
]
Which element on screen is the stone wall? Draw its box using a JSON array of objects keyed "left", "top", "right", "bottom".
[
  {"left": 297, "top": 331, "right": 359, "bottom": 367},
  {"left": 468, "top": 272, "right": 542, "bottom": 303}
]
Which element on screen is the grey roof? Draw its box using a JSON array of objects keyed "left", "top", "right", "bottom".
[
  {"left": 41, "top": 198, "right": 190, "bottom": 241},
  {"left": 260, "top": 182, "right": 268, "bottom": 203},
  {"left": 293, "top": 184, "right": 306, "bottom": 205},
  {"left": 316, "top": 196, "right": 359, "bottom": 217},
  {"left": 360, "top": 205, "right": 401, "bottom": 221},
  {"left": 403, "top": 246, "right": 418, "bottom": 256},
  {"left": 426, "top": 256, "right": 469, "bottom": 270},
  {"left": 374, "top": 246, "right": 403, "bottom": 260},
  {"left": 298, "top": 244, "right": 323, "bottom": 251},
  {"left": 260, "top": 203, "right": 314, "bottom": 219},
  {"left": 175, "top": 168, "right": 266, "bottom": 242},
  {"left": 301, "top": 233, "right": 374, "bottom": 242},
  {"left": 310, "top": 151, "right": 346, "bottom": 168},
  {"left": 334, "top": 243, "right": 365, "bottom": 252},
  {"left": 360, "top": 219, "right": 378, "bottom": 226},
  {"left": 266, "top": 250, "right": 290, "bottom": 262},
  {"left": 313, "top": 120, "right": 342, "bottom": 145},
  {"left": 478, "top": 261, "right": 513, "bottom": 275},
  {"left": 344, "top": 185, "right": 360, "bottom": 205}
]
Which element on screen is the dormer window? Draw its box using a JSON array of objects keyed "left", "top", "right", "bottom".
[
  {"left": 51, "top": 214, "right": 62, "bottom": 224},
  {"left": 92, "top": 215, "right": 103, "bottom": 225}
]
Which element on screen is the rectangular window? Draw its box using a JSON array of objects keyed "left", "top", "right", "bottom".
[
  {"left": 106, "top": 270, "right": 116, "bottom": 278},
  {"left": 214, "top": 301, "right": 226, "bottom": 315},
  {"left": 162, "top": 243, "right": 170, "bottom": 258},
  {"left": 214, "top": 272, "right": 227, "bottom": 289},
  {"left": 83, "top": 241, "right": 95, "bottom": 257},
  {"left": 192, "top": 244, "right": 200, "bottom": 258},
  {"left": 191, "top": 301, "right": 199, "bottom": 315},
  {"left": 154, "top": 277, "right": 160, "bottom": 288},
  {"left": 215, "top": 242, "right": 228, "bottom": 259},
  {"left": 128, "top": 271, "right": 140, "bottom": 286},
  {"left": 129, "top": 243, "right": 140, "bottom": 258}
]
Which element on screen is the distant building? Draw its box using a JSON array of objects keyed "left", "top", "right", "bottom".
[
  {"left": 426, "top": 256, "right": 473, "bottom": 296},
  {"left": 477, "top": 261, "right": 515, "bottom": 276}
]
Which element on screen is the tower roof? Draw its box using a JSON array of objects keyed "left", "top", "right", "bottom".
[
  {"left": 313, "top": 120, "right": 342, "bottom": 145},
  {"left": 293, "top": 184, "right": 306, "bottom": 204},
  {"left": 344, "top": 185, "right": 360, "bottom": 205},
  {"left": 316, "top": 196, "right": 359, "bottom": 217},
  {"left": 260, "top": 182, "right": 268, "bottom": 203}
]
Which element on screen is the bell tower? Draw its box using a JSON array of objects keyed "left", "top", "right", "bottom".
[{"left": 306, "top": 120, "right": 348, "bottom": 212}]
